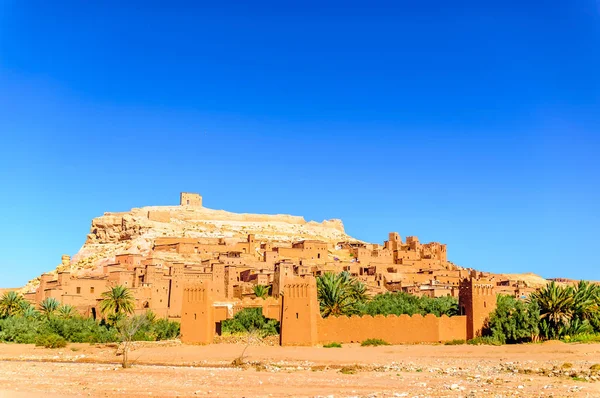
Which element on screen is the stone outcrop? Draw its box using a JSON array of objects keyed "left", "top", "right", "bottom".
[{"left": 70, "top": 204, "right": 354, "bottom": 273}]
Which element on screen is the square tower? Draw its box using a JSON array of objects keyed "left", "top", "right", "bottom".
[{"left": 180, "top": 192, "right": 202, "bottom": 207}]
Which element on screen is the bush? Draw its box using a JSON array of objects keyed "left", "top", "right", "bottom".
[
  {"left": 0, "top": 316, "right": 48, "bottom": 344},
  {"left": 35, "top": 334, "right": 67, "bottom": 348},
  {"left": 126, "top": 315, "right": 180, "bottom": 342},
  {"left": 467, "top": 336, "right": 502, "bottom": 346},
  {"left": 222, "top": 308, "right": 279, "bottom": 337},
  {"left": 444, "top": 339, "right": 465, "bottom": 345},
  {"left": 563, "top": 333, "right": 600, "bottom": 343},
  {"left": 361, "top": 338, "right": 390, "bottom": 346},
  {"left": 46, "top": 317, "right": 117, "bottom": 343},
  {"left": 149, "top": 318, "right": 180, "bottom": 340},
  {"left": 0, "top": 312, "right": 178, "bottom": 345},
  {"left": 484, "top": 294, "right": 539, "bottom": 344},
  {"left": 359, "top": 292, "right": 458, "bottom": 317},
  {"left": 323, "top": 342, "right": 342, "bottom": 348}
]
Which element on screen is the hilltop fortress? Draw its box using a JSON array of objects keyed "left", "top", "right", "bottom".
[{"left": 24, "top": 193, "right": 539, "bottom": 330}]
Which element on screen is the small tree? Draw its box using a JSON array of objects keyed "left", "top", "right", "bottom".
[
  {"left": 317, "top": 272, "right": 367, "bottom": 317},
  {"left": 39, "top": 298, "right": 60, "bottom": 319},
  {"left": 57, "top": 304, "right": 77, "bottom": 319},
  {"left": 485, "top": 294, "right": 539, "bottom": 343},
  {"left": 253, "top": 285, "right": 269, "bottom": 299},
  {"left": 100, "top": 285, "right": 135, "bottom": 325},
  {"left": 20, "top": 303, "right": 40, "bottom": 319},
  {"left": 116, "top": 314, "right": 149, "bottom": 368},
  {"left": 530, "top": 282, "right": 574, "bottom": 339},
  {"left": 0, "top": 291, "right": 25, "bottom": 318}
]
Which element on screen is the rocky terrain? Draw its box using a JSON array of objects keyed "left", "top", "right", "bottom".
[
  {"left": 0, "top": 341, "right": 598, "bottom": 397},
  {"left": 24, "top": 204, "right": 355, "bottom": 291},
  {"left": 22, "top": 201, "right": 554, "bottom": 293}
]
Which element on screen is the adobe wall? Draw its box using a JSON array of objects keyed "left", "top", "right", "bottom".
[
  {"left": 317, "top": 314, "right": 467, "bottom": 344},
  {"left": 179, "top": 275, "right": 491, "bottom": 346}
]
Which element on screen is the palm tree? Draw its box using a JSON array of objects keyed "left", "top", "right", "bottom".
[
  {"left": 253, "top": 285, "right": 270, "bottom": 299},
  {"left": 571, "top": 281, "right": 600, "bottom": 322},
  {"left": 339, "top": 271, "right": 368, "bottom": 303},
  {"left": 530, "top": 282, "right": 574, "bottom": 338},
  {"left": 21, "top": 304, "right": 40, "bottom": 319},
  {"left": 316, "top": 272, "right": 367, "bottom": 317},
  {"left": 100, "top": 285, "right": 135, "bottom": 318},
  {"left": 39, "top": 297, "right": 60, "bottom": 318},
  {"left": 57, "top": 304, "right": 77, "bottom": 319},
  {"left": 0, "top": 291, "right": 25, "bottom": 318}
]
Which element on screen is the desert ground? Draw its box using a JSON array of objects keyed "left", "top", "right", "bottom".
[{"left": 0, "top": 341, "right": 599, "bottom": 397}]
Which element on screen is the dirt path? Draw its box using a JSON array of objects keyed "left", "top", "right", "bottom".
[{"left": 0, "top": 341, "right": 599, "bottom": 397}]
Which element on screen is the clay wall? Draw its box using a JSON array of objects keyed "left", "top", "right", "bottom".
[
  {"left": 115, "top": 254, "right": 143, "bottom": 270},
  {"left": 355, "top": 248, "right": 373, "bottom": 262},
  {"left": 179, "top": 275, "right": 490, "bottom": 346},
  {"left": 108, "top": 270, "right": 135, "bottom": 287},
  {"left": 395, "top": 250, "right": 421, "bottom": 264},
  {"left": 317, "top": 314, "right": 467, "bottom": 344}
]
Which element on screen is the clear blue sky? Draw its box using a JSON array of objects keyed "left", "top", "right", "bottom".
[{"left": 0, "top": 1, "right": 599, "bottom": 287}]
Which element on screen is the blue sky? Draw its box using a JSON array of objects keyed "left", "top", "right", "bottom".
[{"left": 0, "top": 1, "right": 599, "bottom": 287}]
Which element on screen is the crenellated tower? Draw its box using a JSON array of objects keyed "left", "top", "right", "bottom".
[
  {"left": 280, "top": 277, "right": 319, "bottom": 346},
  {"left": 459, "top": 273, "right": 497, "bottom": 339},
  {"left": 180, "top": 282, "right": 214, "bottom": 344}
]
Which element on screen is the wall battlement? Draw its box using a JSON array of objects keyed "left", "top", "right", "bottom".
[{"left": 180, "top": 275, "right": 496, "bottom": 346}]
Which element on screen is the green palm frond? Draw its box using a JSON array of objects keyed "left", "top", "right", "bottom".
[{"left": 100, "top": 285, "right": 135, "bottom": 316}]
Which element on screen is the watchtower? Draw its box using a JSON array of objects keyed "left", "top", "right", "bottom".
[
  {"left": 181, "top": 282, "right": 214, "bottom": 344},
  {"left": 459, "top": 273, "right": 497, "bottom": 339},
  {"left": 280, "top": 277, "right": 319, "bottom": 346},
  {"left": 180, "top": 192, "right": 202, "bottom": 207},
  {"left": 388, "top": 232, "right": 402, "bottom": 251}
]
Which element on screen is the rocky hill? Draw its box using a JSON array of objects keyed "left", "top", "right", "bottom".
[
  {"left": 64, "top": 204, "right": 354, "bottom": 273},
  {"left": 23, "top": 196, "right": 553, "bottom": 293}
]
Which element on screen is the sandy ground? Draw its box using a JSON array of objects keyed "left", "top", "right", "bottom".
[{"left": 1, "top": 341, "right": 600, "bottom": 397}]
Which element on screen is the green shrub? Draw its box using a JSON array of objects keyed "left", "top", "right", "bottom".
[
  {"left": 467, "top": 336, "right": 502, "bottom": 346},
  {"left": 359, "top": 292, "right": 458, "bottom": 317},
  {"left": 323, "top": 342, "right": 342, "bottom": 348},
  {"left": 484, "top": 294, "right": 539, "bottom": 344},
  {"left": 444, "top": 339, "right": 466, "bottom": 345},
  {"left": 149, "top": 318, "right": 180, "bottom": 340},
  {"left": 564, "top": 333, "right": 600, "bottom": 343},
  {"left": 361, "top": 338, "right": 390, "bottom": 347},
  {"left": 35, "top": 334, "right": 67, "bottom": 348},
  {"left": 0, "top": 316, "right": 48, "bottom": 343},
  {"left": 0, "top": 311, "right": 177, "bottom": 345},
  {"left": 46, "top": 317, "right": 118, "bottom": 343},
  {"left": 222, "top": 308, "right": 279, "bottom": 337}
]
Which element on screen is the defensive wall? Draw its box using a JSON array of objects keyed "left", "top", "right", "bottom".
[{"left": 180, "top": 275, "right": 494, "bottom": 345}]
